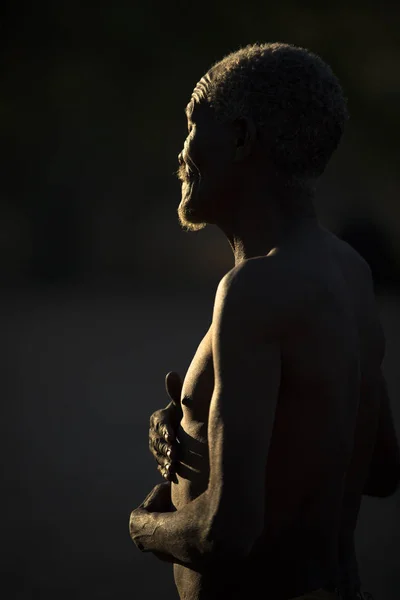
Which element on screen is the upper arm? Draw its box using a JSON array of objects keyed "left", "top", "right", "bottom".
[
  {"left": 206, "top": 262, "right": 282, "bottom": 551},
  {"left": 359, "top": 266, "right": 400, "bottom": 496},
  {"left": 363, "top": 370, "right": 400, "bottom": 497}
]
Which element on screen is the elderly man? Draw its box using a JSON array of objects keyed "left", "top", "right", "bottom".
[{"left": 129, "top": 43, "right": 400, "bottom": 600}]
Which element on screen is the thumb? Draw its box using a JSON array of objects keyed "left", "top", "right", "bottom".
[{"left": 165, "top": 371, "right": 182, "bottom": 408}]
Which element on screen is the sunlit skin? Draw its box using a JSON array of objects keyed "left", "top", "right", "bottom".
[{"left": 129, "top": 66, "right": 400, "bottom": 600}]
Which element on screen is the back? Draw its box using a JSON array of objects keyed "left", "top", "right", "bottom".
[
  {"left": 255, "top": 227, "right": 382, "bottom": 597},
  {"left": 327, "top": 231, "right": 384, "bottom": 595}
]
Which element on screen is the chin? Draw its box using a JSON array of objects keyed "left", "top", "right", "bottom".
[
  {"left": 177, "top": 181, "right": 209, "bottom": 232},
  {"left": 177, "top": 201, "right": 208, "bottom": 232}
]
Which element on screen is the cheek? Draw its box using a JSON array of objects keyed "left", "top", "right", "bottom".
[
  {"left": 197, "top": 165, "right": 234, "bottom": 211},
  {"left": 186, "top": 132, "right": 233, "bottom": 195},
  {"left": 186, "top": 129, "right": 218, "bottom": 175}
]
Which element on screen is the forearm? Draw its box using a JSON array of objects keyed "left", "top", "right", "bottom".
[{"left": 133, "top": 489, "right": 214, "bottom": 568}]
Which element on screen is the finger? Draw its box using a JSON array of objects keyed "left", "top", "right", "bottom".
[
  {"left": 163, "top": 422, "right": 179, "bottom": 443},
  {"left": 154, "top": 454, "right": 171, "bottom": 470},
  {"left": 150, "top": 438, "right": 177, "bottom": 470},
  {"left": 149, "top": 412, "right": 158, "bottom": 432},
  {"left": 150, "top": 429, "right": 180, "bottom": 461},
  {"left": 165, "top": 372, "right": 183, "bottom": 407},
  {"left": 156, "top": 452, "right": 178, "bottom": 475},
  {"left": 165, "top": 442, "right": 179, "bottom": 461},
  {"left": 149, "top": 432, "right": 172, "bottom": 458},
  {"left": 149, "top": 411, "right": 175, "bottom": 442},
  {"left": 157, "top": 464, "right": 172, "bottom": 481}
]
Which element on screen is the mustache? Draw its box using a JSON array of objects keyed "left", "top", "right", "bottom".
[
  {"left": 175, "top": 162, "right": 188, "bottom": 182},
  {"left": 174, "top": 154, "right": 198, "bottom": 182}
]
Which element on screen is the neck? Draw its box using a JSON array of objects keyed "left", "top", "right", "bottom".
[{"left": 217, "top": 192, "right": 318, "bottom": 266}]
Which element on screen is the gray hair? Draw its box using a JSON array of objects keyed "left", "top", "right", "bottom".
[{"left": 203, "top": 43, "right": 349, "bottom": 182}]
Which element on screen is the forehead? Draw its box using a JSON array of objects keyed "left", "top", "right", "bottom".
[
  {"left": 185, "top": 71, "right": 216, "bottom": 122},
  {"left": 184, "top": 97, "right": 215, "bottom": 128},
  {"left": 185, "top": 99, "right": 195, "bottom": 120}
]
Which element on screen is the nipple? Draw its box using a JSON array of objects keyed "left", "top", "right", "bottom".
[{"left": 181, "top": 396, "right": 190, "bottom": 407}]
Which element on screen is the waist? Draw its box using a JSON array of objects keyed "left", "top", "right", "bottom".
[{"left": 174, "top": 550, "right": 338, "bottom": 600}]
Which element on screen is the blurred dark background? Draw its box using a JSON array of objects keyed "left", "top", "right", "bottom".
[{"left": 1, "top": 2, "right": 400, "bottom": 599}]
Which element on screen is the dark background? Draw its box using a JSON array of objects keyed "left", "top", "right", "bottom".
[{"left": 1, "top": 2, "right": 400, "bottom": 599}]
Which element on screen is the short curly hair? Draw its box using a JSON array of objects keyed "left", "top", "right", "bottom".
[{"left": 204, "top": 43, "right": 349, "bottom": 180}]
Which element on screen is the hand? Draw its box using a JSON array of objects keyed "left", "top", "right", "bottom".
[
  {"left": 139, "top": 481, "right": 172, "bottom": 513},
  {"left": 129, "top": 505, "right": 154, "bottom": 552},
  {"left": 129, "top": 482, "right": 174, "bottom": 562},
  {"left": 149, "top": 371, "right": 183, "bottom": 482}
]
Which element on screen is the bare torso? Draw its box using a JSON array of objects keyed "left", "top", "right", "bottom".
[{"left": 171, "top": 227, "right": 381, "bottom": 600}]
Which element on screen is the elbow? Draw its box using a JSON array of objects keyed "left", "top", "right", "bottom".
[
  {"left": 364, "top": 484, "right": 398, "bottom": 498},
  {"left": 211, "top": 538, "right": 257, "bottom": 562},
  {"left": 374, "top": 478, "right": 400, "bottom": 498},
  {"left": 205, "top": 520, "right": 262, "bottom": 563},
  {"left": 363, "top": 469, "right": 400, "bottom": 498}
]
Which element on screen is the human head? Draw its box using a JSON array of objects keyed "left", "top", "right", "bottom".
[{"left": 177, "top": 42, "right": 349, "bottom": 232}]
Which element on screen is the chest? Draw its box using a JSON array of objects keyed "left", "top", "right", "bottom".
[{"left": 180, "top": 325, "right": 215, "bottom": 439}]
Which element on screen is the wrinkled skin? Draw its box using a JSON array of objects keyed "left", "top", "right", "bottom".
[
  {"left": 131, "top": 376, "right": 183, "bottom": 564},
  {"left": 129, "top": 61, "right": 399, "bottom": 600},
  {"left": 129, "top": 481, "right": 174, "bottom": 563}
]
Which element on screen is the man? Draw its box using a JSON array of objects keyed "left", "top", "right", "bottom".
[{"left": 129, "top": 43, "right": 400, "bottom": 600}]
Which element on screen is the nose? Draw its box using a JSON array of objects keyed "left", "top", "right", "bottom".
[{"left": 178, "top": 152, "right": 184, "bottom": 166}]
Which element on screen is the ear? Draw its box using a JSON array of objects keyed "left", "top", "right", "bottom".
[{"left": 233, "top": 116, "right": 257, "bottom": 162}]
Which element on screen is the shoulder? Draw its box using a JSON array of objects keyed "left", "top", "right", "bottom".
[
  {"left": 217, "top": 256, "right": 295, "bottom": 304},
  {"left": 328, "top": 228, "right": 373, "bottom": 269},
  {"left": 213, "top": 257, "right": 291, "bottom": 334}
]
